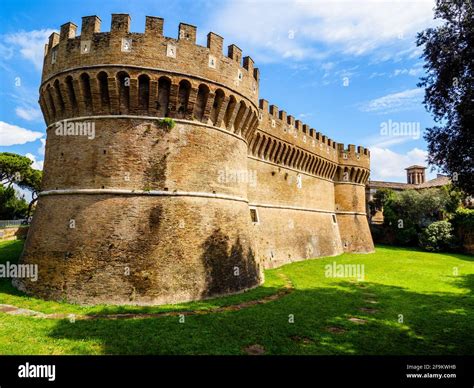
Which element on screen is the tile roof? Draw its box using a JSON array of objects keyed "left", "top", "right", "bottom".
[{"left": 367, "top": 175, "right": 450, "bottom": 190}]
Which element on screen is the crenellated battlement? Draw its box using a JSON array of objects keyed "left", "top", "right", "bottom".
[
  {"left": 255, "top": 98, "right": 339, "bottom": 160},
  {"left": 246, "top": 98, "right": 370, "bottom": 182},
  {"left": 42, "top": 14, "right": 259, "bottom": 106},
  {"left": 40, "top": 13, "right": 370, "bottom": 184},
  {"left": 333, "top": 144, "right": 370, "bottom": 184},
  {"left": 19, "top": 13, "right": 374, "bottom": 305},
  {"left": 337, "top": 143, "right": 370, "bottom": 167}
]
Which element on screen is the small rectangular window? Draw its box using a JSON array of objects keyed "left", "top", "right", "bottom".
[
  {"left": 250, "top": 207, "right": 259, "bottom": 223},
  {"left": 332, "top": 214, "right": 337, "bottom": 224}
]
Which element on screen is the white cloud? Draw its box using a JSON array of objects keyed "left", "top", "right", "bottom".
[
  {"left": 367, "top": 135, "right": 414, "bottom": 148},
  {"left": 3, "top": 29, "right": 56, "bottom": 70},
  {"left": 392, "top": 63, "right": 424, "bottom": 77},
  {"left": 6, "top": 82, "right": 40, "bottom": 107},
  {"left": 5, "top": 84, "right": 43, "bottom": 125},
  {"left": 0, "top": 42, "right": 13, "bottom": 61},
  {"left": 25, "top": 153, "right": 43, "bottom": 170},
  {"left": 369, "top": 147, "right": 432, "bottom": 181},
  {"left": 13, "top": 184, "right": 31, "bottom": 202},
  {"left": 0, "top": 121, "right": 44, "bottom": 146},
  {"left": 321, "top": 62, "right": 336, "bottom": 71},
  {"left": 38, "top": 138, "right": 46, "bottom": 156},
  {"left": 15, "top": 106, "right": 42, "bottom": 121},
  {"left": 363, "top": 118, "right": 423, "bottom": 148},
  {"left": 359, "top": 88, "right": 424, "bottom": 113},
  {"left": 211, "top": 0, "right": 436, "bottom": 63},
  {"left": 369, "top": 72, "right": 387, "bottom": 79}
]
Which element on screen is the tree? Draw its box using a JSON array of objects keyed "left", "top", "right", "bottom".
[
  {"left": 0, "top": 185, "right": 28, "bottom": 219},
  {"left": 441, "top": 184, "right": 463, "bottom": 214},
  {"left": 368, "top": 188, "right": 394, "bottom": 224},
  {"left": 383, "top": 188, "right": 453, "bottom": 245},
  {"left": 419, "top": 220, "right": 456, "bottom": 252},
  {"left": 0, "top": 152, "right": 43, "bottom": 219},
  {"left": 0, "top": 153, "right": 33, "bottom": 187},
  {"left": 416, "top": 0, "right": 474, "bottom": 195},
  {"left": 369, "top": 188, "right": 394, "bottom": 212},
  {"left": 17, "top": 168, "right": 42, "bottom": 218}
]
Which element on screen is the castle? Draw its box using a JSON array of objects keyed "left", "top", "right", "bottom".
[{"left": 14, "top": 14, "right": 374, "bottom": 305}]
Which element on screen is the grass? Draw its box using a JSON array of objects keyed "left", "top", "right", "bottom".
[{"left": 0, "top": 239, "right": 473, "bottom": 355}]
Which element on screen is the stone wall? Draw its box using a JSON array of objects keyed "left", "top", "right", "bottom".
[
  {"left": 334, "top": 183, "right": 374, "bottom": 253},
  {"left": 15, "top": 14, "right": 374, "bottom": 305},
  {"left": 0, "top": 227, "right": 28, "bottom": 242},
  {"left": 247, "top": 157, "right": 343, "bottom": 268},
  {"left": 17, "top": 117, "right": 262, "bottom": 305}
]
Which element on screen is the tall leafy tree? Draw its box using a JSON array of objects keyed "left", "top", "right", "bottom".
[
  {"left": 383, "top": 188, "right": 456, "bottom": 245},
  {"left": 0, "top": 185, "right": 28, "bottom": 219},
  {"left": 17, "top": 168, "right": 42, "bottom": 217},
  {"left": 416, "top": 0, "right": 474, "bottom": 194},
  {"left": 0, "top": 153, "right": 33, "bottom": 187},
  {"left": 0, "top": 152, "right": 43, "bottom": 219}
]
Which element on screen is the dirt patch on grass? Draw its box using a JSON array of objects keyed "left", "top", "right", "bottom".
[
  {"left": 243, "top": 344, "right": 265, "bottom": 355},
  {"left": 348, "top": 317, "right": 367, "bottom": 324},
  {"left": 364, "top": 299, "right": 378, "bottom": 304},
  {"left": 326, "top": 326, "right": 346, "bottom": 334},
  {"left": 358, "top": 307, "right": 379, "bottom": 314},
  {"left": 0, "top": 274, "right": 294, "bottom": 321},
  {"left": 290, "top": 335, "right": 314, "bottom": 344}
]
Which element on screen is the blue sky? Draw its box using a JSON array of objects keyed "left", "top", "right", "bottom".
[{"left": 0, "top": 0, "right": 441, "bottom": 188}]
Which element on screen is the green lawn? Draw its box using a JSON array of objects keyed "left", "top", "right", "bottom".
[{"left": 0, "top": 239, "right": 473, "bottom": 355}]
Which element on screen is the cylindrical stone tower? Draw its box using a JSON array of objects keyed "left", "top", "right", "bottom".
[
  {"left": 334, "top": 145, "right": 374, "bottom": 253},
  {"left": 14, "top": 14, "right": 262, "bottom": 305}
]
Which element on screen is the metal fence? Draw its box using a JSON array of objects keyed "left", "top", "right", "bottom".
[{"left": 0, "top": 219, "right": 27, "bottom": 228}]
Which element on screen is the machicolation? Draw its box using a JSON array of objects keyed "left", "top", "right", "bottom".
[{"left": 15, "top": 14, "right": 374, "bottom": 305}]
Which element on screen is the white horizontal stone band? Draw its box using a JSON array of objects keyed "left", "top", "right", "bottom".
[
  {"left": 333, "top": 181, "right": 366, "bottom": 187},
  {"left": 46, "top": 116, "right": 247, "bottom": 144},
  {"left": 40, "top": 189, "right": 249, "bottom": 204},
  {"left": 249, "top": 202, "right": 367, "bottom": 216},
  {"left": 335, "top": 210, "right": 368, "bottom": 216},
  {"left": 40, "top": 189, "right": 367, "bottom": 216}
]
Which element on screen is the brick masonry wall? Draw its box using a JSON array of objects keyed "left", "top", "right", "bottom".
[
  {"left": 17, "top": 118, "right": 262, "bottom": 305},
  {"left": 16, "top": 194, "right": 260, "bottom": 305},
  {"left": 0, "top": 227, "right": 29, "bottom": 242},
  {"left": 334, "top": 183, "right": 374, "bottom": 253},
  {"left": 16, "top": 14, "right": 374, "bottom": 305}
]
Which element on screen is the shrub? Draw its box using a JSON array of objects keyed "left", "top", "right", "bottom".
[
  {"left": 452, "top": 207, "right": 474, "bottom": 229},
  {"left": 369, "top": 224, "right": 384, "bottom": 242},
  {"left": 370, "top": 224, "right": 396, "bottom": 244},
  {"left": 395, "top": 225, "right": 418, "bottom": 246},
  {"left": 381, "top": 187, "right": 459, "bottom": 246},
  {"left": 451, "top": 208, "right": 474, "bottom": 253},
  {"left": 419, "top": 221, "right": 455, "bottom": 252},
  {"left": 157, "top": 118, "right": 176, "bottom": 131}
]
